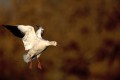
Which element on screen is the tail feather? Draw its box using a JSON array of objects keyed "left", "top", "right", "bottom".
[{"left": 23, "top": 54, "right": 30, "bottom": 63}]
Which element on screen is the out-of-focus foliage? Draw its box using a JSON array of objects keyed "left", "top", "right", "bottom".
[{"left": 0, "top": 0, "right": 120, "bottom": 80}]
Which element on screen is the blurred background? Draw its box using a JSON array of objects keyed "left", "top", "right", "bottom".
[{"left": 0, "top": 0, "right": 120, "bottom": 80}]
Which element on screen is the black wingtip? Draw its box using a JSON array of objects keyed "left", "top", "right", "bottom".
[{"left": 3, "top": 25, "right": 24, "bottom": 38}]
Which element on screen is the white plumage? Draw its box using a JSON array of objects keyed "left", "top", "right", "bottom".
[{"left": 3, "top": 25, "right": 57, "bottom": 69}]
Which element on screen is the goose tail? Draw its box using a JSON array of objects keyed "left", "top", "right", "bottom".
[{"left": 23, "top": 54, "right": 30, "bottom": 63}]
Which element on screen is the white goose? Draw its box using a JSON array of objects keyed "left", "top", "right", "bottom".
[{"left": 3, "top": 25, "right": 57, "bottom": 69}]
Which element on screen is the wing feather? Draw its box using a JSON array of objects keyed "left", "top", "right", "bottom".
[
  {"left": 36, "top": 26, "right": 44, "bottom": 39},
  {"left": 3, "top": 25, "right": 38, "bottom": 51},
  {"left": 3, "top": 25, "right": 24, "bottom": 38},
  {"left": 18, "top": 25, "right": 38, "bottom": 50}
]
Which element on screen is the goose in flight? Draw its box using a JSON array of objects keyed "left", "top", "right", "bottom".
[{"left": 3, "top": 25, "right": 57, "bottom": 69}]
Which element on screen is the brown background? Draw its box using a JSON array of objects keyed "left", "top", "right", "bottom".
[{"left": 0, "top": 0, "right": 120, "bottom": 80}]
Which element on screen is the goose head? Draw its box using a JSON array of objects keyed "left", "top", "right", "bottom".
[{"left": 49, "top": 41, "right": 57, "bottom": 46}]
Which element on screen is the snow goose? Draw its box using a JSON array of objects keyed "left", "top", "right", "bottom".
[{"left": 3, "top": 25, "right": 57, "bottom": 69}]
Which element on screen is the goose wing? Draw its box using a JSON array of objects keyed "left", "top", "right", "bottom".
[
  {"left": 3, "top": 25, "right": 38, "bottom": 50},
  {"left": 18, "top": 25, "right": 38, "bottom": 50},
  {"left": 36, "top": 26, "right": 44, "bottom": 39}
]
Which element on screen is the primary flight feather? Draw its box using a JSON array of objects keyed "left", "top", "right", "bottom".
[{"left": 3, "top": 25, "right": 57, "bottom": 69}]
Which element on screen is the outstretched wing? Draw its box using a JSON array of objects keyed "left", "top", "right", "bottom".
[
  {"left": 3, "top": 25, "right": 38, "bottom": 50},
  {"left": 18, "top": 25, "right": 38, "bottom": 50},
  {"left": 36, "top": 26, "right": 44, "bottom": 39},
  {"left": 3, "top": 25, "right": 24, "bottom": 38}
]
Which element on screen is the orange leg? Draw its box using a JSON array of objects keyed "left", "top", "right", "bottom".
[
  {"left": 29, "top": 58, "right": 32, "bottom": 69},
  {"left": 37, "top": 58, "right": 42, "bottom": 69}
]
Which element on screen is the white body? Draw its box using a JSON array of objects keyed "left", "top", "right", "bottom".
[{"left": 23, "top": 39, "right": 49, "bottom": 63}]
